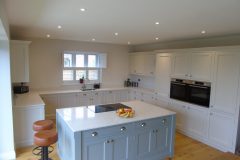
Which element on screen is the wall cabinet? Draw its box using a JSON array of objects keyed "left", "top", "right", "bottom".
[
  {"left": 171, "top": 52, "right": 213, "bottom": 81},
  {"left": 155, "top": 53, "right": 172, "bottom": 97},
  {"left": 10, "top": 40, "right": 31, "bottom": 83},
  {"left": 130, "top": 52, "right": 155, "bottom": 76}
]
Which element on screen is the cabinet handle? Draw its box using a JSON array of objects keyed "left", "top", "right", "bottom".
[
  {"left": 120, "top": 127, "right": 126, "bottom": 131},
  {"left": 141, "top": 123, "right": 146, "bottom": 127},
  {"left": 162, "top": 119, "right": 167, "bottom": 124},
  {"left": 106, "top": 140, "right": 110, "bottom": 143},
  {"left": 111, "top": 139, "right": 114, "bottom": 143},
  {"left": 91, "top": 132, "right": 98, "bottom": 137}
]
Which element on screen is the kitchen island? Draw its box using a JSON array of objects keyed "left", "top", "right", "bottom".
[{"left": 56, "top": 100, "right": 176, "bottom": 160}]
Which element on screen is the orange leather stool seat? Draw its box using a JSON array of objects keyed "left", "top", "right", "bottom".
[
  {"left": 33, "top": 120, "right": 54, "bottom": 132},
  {"left": 34, "top": 130, "right": 58, "bottom": 147}
]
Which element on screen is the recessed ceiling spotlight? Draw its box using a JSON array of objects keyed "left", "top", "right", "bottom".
[
  {"left": 155, "top": 37, "right": 159, "bottom": 40},
  {"left": 92, "top": 38, "right": 95, "bottom": 41},
  {"left": 201, "top": 30, "right": 206, "bottom": 34},
  {"left": 57, "top": 25, "right": 62, "bottom": 29},
  {"left": 128, "top": 42, "right": 131, "bottom": 45},
  {"left": 114, "top": 32, "right": 118, "bottom": 36},
  {"left": 80, "top": 8, "right": 86, "bottom": 12},
  {"left": 46, "top": 34, "right": 50, "bottom": 38},
  {"left": 155, "top": 22, "right": 159, "bottom": 25}
]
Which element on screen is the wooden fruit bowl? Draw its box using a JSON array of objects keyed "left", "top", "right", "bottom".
[{"left": 116, "top": 108, "right": 135, "bottom": 118}]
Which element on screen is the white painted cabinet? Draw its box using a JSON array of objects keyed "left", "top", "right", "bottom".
[
  {"left": 211, "top": 52, "right": 240, "bottom": 114},
  {"left": 168, "top": 100, "right": 208, "bottom": 140},
  {"left": 171, "top": 53, "right": 189, "bottom": 79},
  {"left": 208, "top": 111, "right": 235, "bottom": 151},
  {"left": 78, "top": 92, "right": 92, "bottom": 106},
  {"left": 190, "top": 52, "right": 214, "bottom": 81},
  {"left": 104, "top": 90, "right": 116, "bottom": 104},
  {"left": 91, "top": 91, "right": 104, "bottom": 105},
  {"left": 185, "top": 105, "right": 208, "bottom": 139},
  {"left": 10, "top": 40, "right": 31, "bottom": 83},
  {"left": 13, "top": 105, "right": 44, "bottom": 148},
  {"left": 59, "top": 93, "right": 79, "bottom": 108},
  {"left": 130, "top": 52, "right": 155, "bottom": 76},
  {"left": 155, "top": 53, "right": 172, "bottom": 97},
  {"left": 171, "top": 52, "right": 213, "bottom": 81}
]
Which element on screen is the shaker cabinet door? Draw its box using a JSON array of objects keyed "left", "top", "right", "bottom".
[{"left": 171, "top": 53, "right": 189, "bottom": 79}]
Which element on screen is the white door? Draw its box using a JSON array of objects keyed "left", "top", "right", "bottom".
[
  {"left": 209, "top": 111, "right": 235, "bottom": 150},
  {"left": 144, "top": 54, "right": 156, "bottom": 76},
  {"left": 168, "top": 101, "right": 187, "bottom": 131},
  {"left": 171, "top": 53, "right": 189, "bottom": 79},
  {"left": 155, "top": 53, "right": 172, "bottom": 97},
  {"left": 185, "top": 105, "right": 209, "bottom": 139},
  {"left": 190, "top": 52, "right": 214, "bottom": 81},
  {"left": 11, "top": 42, "right": 30, "bottom": 82},
  {"left": 59, "top": 93, "right": 78, "bottom": 108},
  {"left": 91, "top": 92, "right": 104, "bottom": 105},
  {"left": 211, "top": 53, "right": 240, "bottom": 114}
]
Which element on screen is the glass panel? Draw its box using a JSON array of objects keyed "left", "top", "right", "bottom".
[
  {"left": 76, "top": 54, "right": 85, "bottom": 67},
  {"left": 76, "top": 70, "right": 86, "bottom": 80},
  {"left": 63, "top": 70, "right": 74, "bottom": 81},
  {"left": 88, "top": 55, "right": 97, "bottom": 67},
  {"left": 88, "top": 70, "right": 98, "bottom": 80},
  {"left": 64, "top": 54, "right": 73, "bottom": 67}
]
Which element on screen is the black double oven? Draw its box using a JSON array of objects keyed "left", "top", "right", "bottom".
[{"left": 170, "top": 78, "right": 211, "bottom": 108}]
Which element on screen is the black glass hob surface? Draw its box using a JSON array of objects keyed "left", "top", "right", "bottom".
[{"left": 87, "top": 103, "right": 131, "bottom": 113}]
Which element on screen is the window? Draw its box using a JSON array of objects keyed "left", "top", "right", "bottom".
[{"left": 62, "top": 51, "right": 106, "bottom": 84}]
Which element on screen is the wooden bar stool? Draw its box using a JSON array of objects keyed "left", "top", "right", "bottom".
[
  {"left": 34, "top": 130, "right": 58, "bottom": 160},
  {"left": 33, "top": 120, "right": 54, "bottom": 132},
  {"left": 32, "top": 120, "right": 55, "bottom": 158}
]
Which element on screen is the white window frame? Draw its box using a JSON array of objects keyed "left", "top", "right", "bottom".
[{"left": 62, "top": 51, "right": 102, "bottom": 85}]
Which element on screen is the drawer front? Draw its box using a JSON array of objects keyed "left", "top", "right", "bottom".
[
  {"left": 134, "top": 119, "right": 155, "bottom": 131},
  {"left": 83, "top": 123, "right": 133, "bottom": 140},
  {"left": 152, "top": 116, "right": 172, "bottom": 128},
  {"left": 78, "top": 92, "right": 91, "bottom": 97}
]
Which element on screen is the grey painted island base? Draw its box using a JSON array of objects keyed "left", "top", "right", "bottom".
[{"left": 57, "top": 113, "right": 176, "bottom": 160}]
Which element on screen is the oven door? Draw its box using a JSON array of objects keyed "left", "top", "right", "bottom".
[
  {"left": 170, "top": 82, "right": 188, "bottom": 101},
  {"left": 188, "top": 85, "right": 210, "bottom": 107}
]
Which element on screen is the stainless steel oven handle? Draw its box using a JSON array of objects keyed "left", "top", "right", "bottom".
[
  {"left": 189, "top": 85, "right": 209, "bottom": 89},
  {"left": 171, "top": 82, "right": 186, "bottom": 86}
]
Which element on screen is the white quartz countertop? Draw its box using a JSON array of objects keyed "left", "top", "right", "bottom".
[
  {"left": 57, "top": 100, "right": 175, "bottom": 132},
  {"left": 14, "top": 92, "right": 45, "bottom": 108},
  {"left": 38, "top": 87, "right": 130, "bottom": 95}
]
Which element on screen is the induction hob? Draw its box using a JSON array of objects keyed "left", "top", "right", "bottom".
[{"left": 87, "top": 103, "right": 131, "bottom": 113}]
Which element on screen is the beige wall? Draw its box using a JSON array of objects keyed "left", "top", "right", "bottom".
[{"left": 25, "top": 38, "right": 129, "bottom": 90}]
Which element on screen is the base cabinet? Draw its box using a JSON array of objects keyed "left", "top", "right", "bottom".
[
  {"left": 58, "top": 115, "right": 176, "bottom": 160},
  {"left": 208, "top": 111, "right": 235, "bottom": 151}
]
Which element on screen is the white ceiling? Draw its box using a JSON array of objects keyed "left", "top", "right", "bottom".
[{"left": 5, "top": 0, "right": 240, "bottom": 45}]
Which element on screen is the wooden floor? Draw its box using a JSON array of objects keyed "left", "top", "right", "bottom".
[{"left": 16, "top": 132, "right": 240, "bottom": 160}]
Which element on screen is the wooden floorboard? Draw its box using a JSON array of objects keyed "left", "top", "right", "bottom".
[{"left": 16, "top": 132, "right": 240, "bottom": 160}]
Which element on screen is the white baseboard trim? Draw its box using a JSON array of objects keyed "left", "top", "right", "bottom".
[{"left": 0, "top": 150, "right": 16, "bottom": 160}]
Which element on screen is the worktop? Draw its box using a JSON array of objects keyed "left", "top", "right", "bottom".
[
  {"left": 57, "top": 100, "right": 175, "bottom": 132},
  {"left": 13, "top": 92, "right": 45, "bottom": 108}
]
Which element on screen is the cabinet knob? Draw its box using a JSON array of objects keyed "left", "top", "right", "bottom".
[
  {"left": 111, "top": 139, "right": 114, "bottom": 143},
  {"left": 141, "top": 123, "right": 146, "bottom": 127},
  {"left": 120, "top": 127, "right": 126, "bottom": 131},
  {"left": 91, "top": 132, "right": 98, "bottom": 137},
  {"left": 106, "top": 140, "right": 110, "bottom": 143},
  {"left": 162, "top": 119, "right": 167, "bottom": 124}
]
